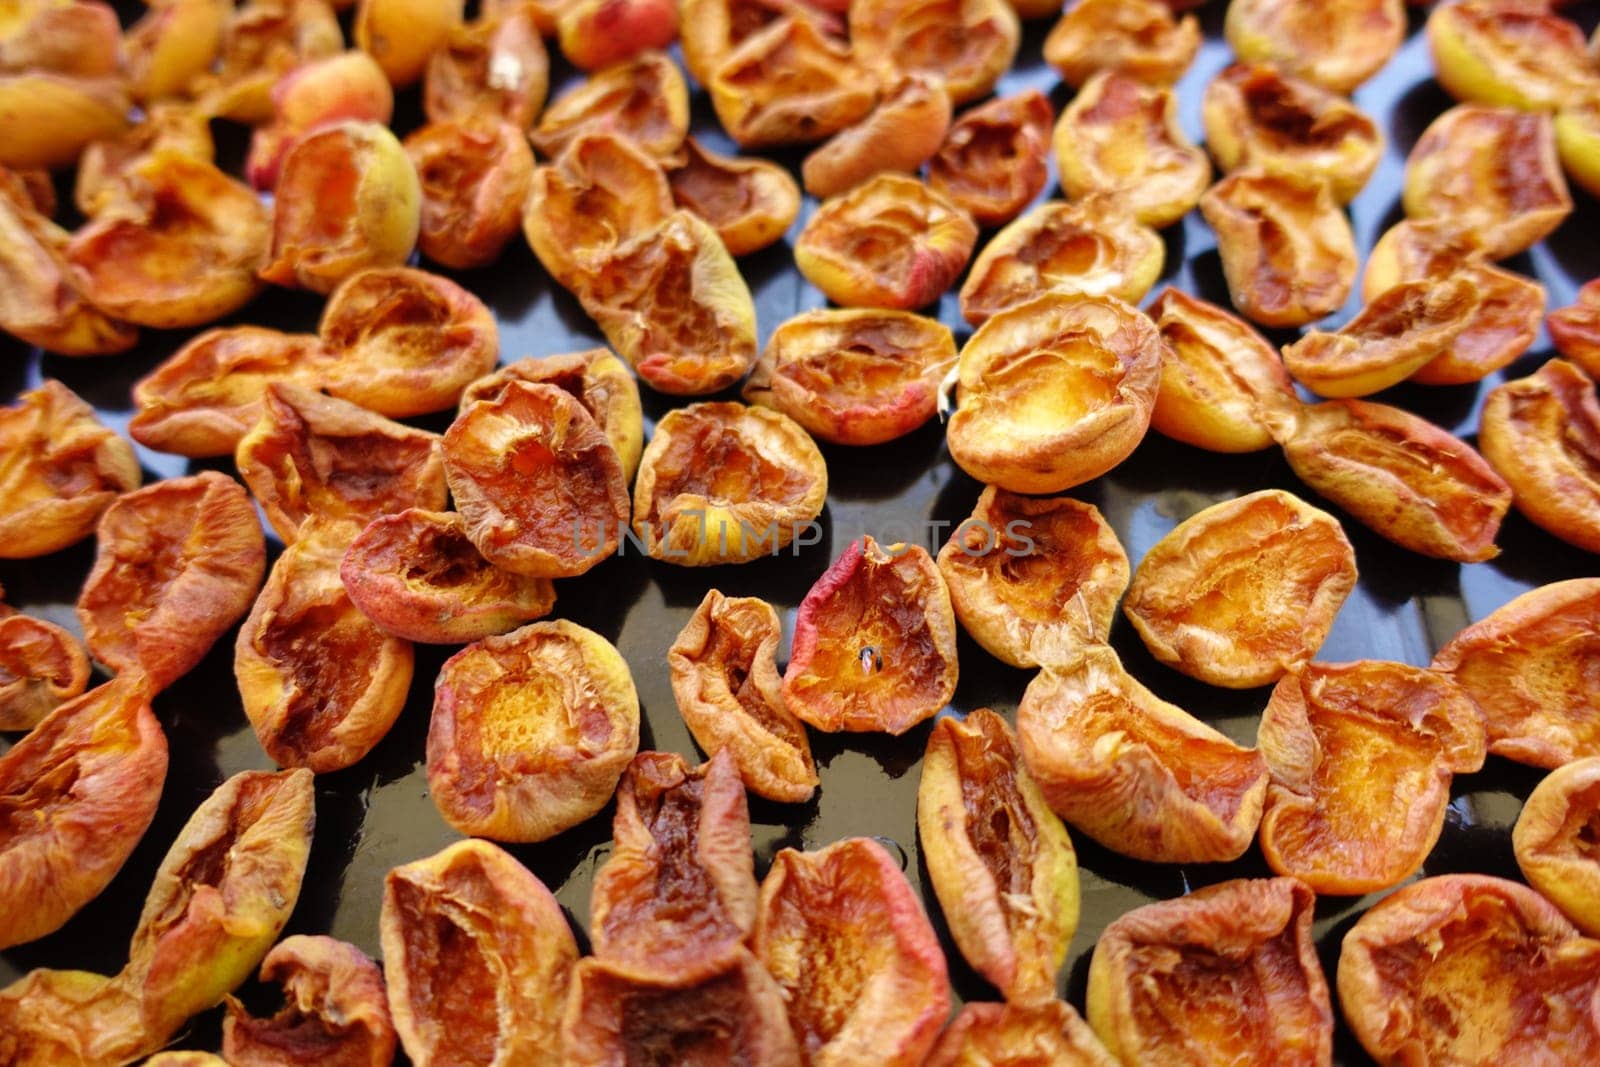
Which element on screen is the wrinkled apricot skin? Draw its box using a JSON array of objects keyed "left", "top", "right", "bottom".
[
  {"left": 1258, "top": 661, "right": 1486, "bottom": 896},
  {"left": 425, "top": 4, "right": 549, "bottom": 127},
  {"left": 1203, "top": 63, "right": 1384, "bottom": 203},
  {"left": 78, "top": 472, "right": 266, "bottom": 692},
  {"left": 753, "top": 838, "right": 953, "bottom": 1067},
  {"left": 0, "top": 71, "right": 129, "bottom": 171},
  {"left": 0, "top": 613, "right": 89, "bottom": 732},
  {"left": 851, "top": 0, "right": 1018, "bottom": 106},
  {"left": 590, "top": 750, "right": 758, "bottom": 984},
  {"left": 678, "top": 0, "right": 849, "bottom": 86},
  {"left": 959, "top": 198, "right": 1165, "bottom": 326},
  {"left": 236, "top": 383, "right": 448, "bottom": 544},
  {"left": 1201, "top": 169, "right": 1358, "bottom": 328},
  {"left": 1338, "top": 874, "right": 1600, "bottom": 1066},
  {"left": 0, "top": 676, "right": 166, "bottom": 950},
  {"left": 918, "top": 709, "right": 1079, "bottom": 1004},
  {"left": 633, "top": 401, "right": 827, "bottom": 566},
  {"left": 355, "top": 0, "right": 464, "bottom": 87},
  {"left": 744, "top": 308, "right": 956, "bottom": 446},
  {"left": 245, "top": 51, "right": 395, "bottom": 191},
  {"left": 0, "top": 381, "right": 140, "bottom": 560},
  {"left": 531, "top": 50, "right": 689, "bottom": 160},
  {"left": 75, "top": 103, "right": 215, "bottom": 218},
  {"left": 193, "top": 0, "right": 345, "bottom": 124},
  {"left": 1432, "top": 578, "right": 1600, "bottom": 769},
  {"left": 1043, "top": 0, "right": 1198, "bottom": 88},
  {"left": 562, "top": 949, "right": 802, "bottom": 1066},
  {"left": 405, "top": 117, "right": 533, "bottom": 271},
  {"left": 222, "top": 936, "right": 397, "bottom": 1067},
  {"left": 1514, "top": 757, "right": 1600, "bottom": 937},
  {"left": 427, "top": 620, "right": 640, "bottom": 842},
  {"left": 1054, "top": 71, "right": 1208, "bottom": 230},
  {"left": 803, "top": 73, "right": 952, "bottom": 199},
  {"left": 129, "top": 327, "right": 329, "bottom": 459},
  {"left": 341, "top": 509, "right": 556, "bottom": 644},
  {"left": 1017, "top": 644, "right": 1269, "bottom": 863},
  {"left": 1149, "top": 287, "right": 1298, "bottom": 453},
  {"left": 444, "top": 381, "right": 630, "bottom": 578},
  {"left": 382, "top": 839, "right": 578, "bottom": 1067},
  {"left": 1550, "top": 279, "right": 1600, "bottom": 379},
  {"left": 783, "top": 537, "right": 959, "bottom": 735},
  {"left": 1226, "top": 0, "right": 1405, "bottom": 94},
  {"left": 925, "top": 1000, "right": 1116, "bottom": 1067},
  {"left": 1403, "top": 105, "right": 1572, "bottom": 260},
  {"left": 236, "top": 528, "right": 415, "bottom": 773},
  {"left": 460, "top": 349, "right": 644, "bottom": 484},
  {"left": 926, "top": 90, "right": 1052, "bottom": 227},
  {"left": 1088, "top": 878, "right": 1333, "bottom": 1066},
  {"left": 261, "top": 121, "right": 421, "bottom": 295},
  {"left": 124, "top": 0, "right": 229, "bottom": 102},
  {"left": 1428, "top": 0, "right": 1599, "bottom": 112},
  {"left": 937, "top": 487, "right": 1129, "bottom": 669},
  {"left": 557, "top": 0, "right": 679, "bottom": 72},
  {"left": 667, "top": 590, "right": 818, "bottom": 803},
  {"left": 947, "top": 293, "right": 1165, "bottom": 495},
  {"left": 668, "top": 136, "right": 800, "bottom": 257},
  {"left": 1479, "top": 359, "right": 1600, "bottom": 555},
  {"left": 1273, "top": 398, "right": 1512, "bottom": 563},
  {"left": 318, "top": 266, "right": 500, "bottom": 418},
  {"left": 708, "top": 16, "right": 877, "bottom": 149},
  {"left": 1124, "top": 489, "right": 1357, "bottom": 688}
]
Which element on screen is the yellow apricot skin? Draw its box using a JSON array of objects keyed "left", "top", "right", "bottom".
[
  {"left": 1555, "top": 99, "right": 1600, "bottom": 200},
  {"left": 801, "top": 73, "right": 951, "bottom": 199},
  {"left": 355, "top": 0, "right": 465, "bottom": 88},
  {"left": 0, "top": 73, "right": 130, "bottom": 170},
  {"left": 1427, "top": 0, "right": 1600, "bottom": 113},
  {"left": 124, "top": 0, "right": 230, "bottom": 102},
  {"left": 1227, "top": 0, "right": 1404, "bottom": 95}
]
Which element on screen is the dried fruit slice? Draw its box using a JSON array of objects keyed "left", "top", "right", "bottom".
[
  {"left": 796, "top": 173, "right": 977, "bottom": 310},
  {"left": 1427, "top": 0, "right": 1599, "bottom": 112},
  {"left": 918, "top": 709, "right": 1079, "bottom": 1003},
  {"left": 1338, "top": 874, "right": 1600, "bottom": 1065},
  {"left": 959, "top": 197, "right": 1165, "bottom": 326},
  {"left": 129, "top": 327, "right": 329, "bottom": 459},
  {"left": 1226, "top": 0, "right": 1405, "bottom": 94},
  {"left": 530, "top": 49, "right": 688, "bottom": 160},
  {"left": 1515, "top": 757, "right": 1600, "bottom": 937},
  {"left": 632, "top": 401, "right": 827, "bottom": 564},
  {"left": 78, "top": 472, "right": 266, "bottom": 691},
  {"left": 354, "top": 0, "right": 464, "bottom": 88},
  {"left": 1148, "top": 287, "right": 1297, "bottom": 453},
  {"left": 753, "top": 837, "right": 952, "bottom": 1067},
  {"left": 1273, "top": 398, "right": 1512, "bottom": 562},
  {"left": 926, "top": 89, "right": 1052, "bottom": 227},
  {"left": 1550, "top": 278, "right": 1600, "bottom": 379},
  {"left": 1088, "top": 878, "right": 1332, "bottom": 1065},
  {"left": 1053, "top": 71, "right": 1209, "bottom": 229},
  {"left": 222, "top": 935, "right": 397, "bottom": 1067},
  {"left": 679, "top": 0, "right": 846, "bottom": 85},
  {"left": 444, "top": 380, "right": 630, "bottom": 578},
  {"left": 668, "top": 589, "right": 818, "bottom": 802},
  {"left": 707, "top": 14, "right": 876, "bottom": 149},
  {"left": 405, "top": 116, "right": 534, "bottom": 271},
  {"left": 802, "top": 73, "right": 951, "bottom": 199},
  {"left": 427, "top": 620, "right": 640, "bottom": 841},
  {"left": 1258, "top": 661, "right": 1485, "bottom": 895},
  {"left": 783, "top": 536, "right": 958, "bottom": 735},
  {"left": 1479, "top": 359, "right": 1600, "bottom": 555},
  {"left": 667, "top": 136, "right": 800, "bottom": 257},
  {"left": 946, "top": 293, "right": 1165, "bottom": 494},
  {"left": 0, "top": 380, "right": 139, "bottom": 560},
  {"left": 936, "top": 487, "right": 1129, "bottom": 669},
  {"left": 744, "top": 308, "right": 955, "bottom": 446},
  {"left": 1042, "top": 0, "right": 1198, "bottom": 88},
  {"left": 244, "top": 51, "right": 394, "bottom": 191},
  {"left": 562, "top": 949, "right": 802, "bottom": 1066},
  {"left": 1017, "top": 644, "right": 1268, "bottom": 862},
  {"left": 1202, "top": 63, "right": 1384, "bottom": 203},
  {"left": 236, "top": 527, "right": 415, "bottom": 772},
  {"left": 236, "top": 382, "right": 448, "bottom": 544},
  {"left": 850, "top": 0, "right": 1018, "bottom": 105},
  {"left": 192, "top": 0, "right": 344, "bottom": 124},
  {"left": 424, "top": 3, "right": 548, "bottom": 128},
  {"left": 1432, "top": 578, "right": 1600, "bottom": 769},
  {"left": 1402, "top": 105, "right": 1571, "bottom": 260},
  {"left": 123, "top": 0, "right": 230, "bottom": 102},
  {"left": 1200, "top": 169, "right": 1357, "bottom": 328},
  {"left": 590, "top": 750, "right": 757, "bottom": 984},
  {"left": 1124, "top": 489, "right": 1357, "bottom": 688},
  {"left": 0, "top": 71, "right": 130, "bottom": 171},
  {"left": 382, "top": 839, "right": 577, "bottom": 1067},
  {"left": 75, "top": 102, "right": 215, "bottom": 216},
  {"left": 925, "top": 1000, "right": 1115, "bottom": 1066},
  {"left": 0, "top": 613, "right": 89, "bottom": 732},
  {"left": 0, "top": 676, "right": 166, "bottom": 949}
]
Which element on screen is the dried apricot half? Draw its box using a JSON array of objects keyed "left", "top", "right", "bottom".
[
  {"left": 1514, "top": 757, "right": 1600, "bottom": 937},
  {"left": 668, "top": 135, "right": 800, "bottom": 257},
  {"left": 75, "top": 102, "right": 215, "bottom": 217},
  {"left": 354, "top": 0, "right": 464, "bottom": 88},
  {"left": 1258, "top": 661, "right": 1485, "bottom": 895},
  {"left": 222, "top": 935, "right": 397, "bottom": 1067},
  {"left": 1549, "top": 278, "right": 1600, "bottom": 379},
  {"left": 427, "top": 619, "right": 640, "bottom": 842},
  {"left": 946, "top": 292, "right": 1165, "bottom": 494},
  {"left": 936, "top": 487, "right": 1129, "bottom": 669},
  {"left": 1479, "top": 358, "right": 1600, "bottom": 555},
  {"left": 404, "top": 116, "right": 534, "bottom": 271},
  {"left": 850, "top": 0, "right": 1018, "bottom": 106},
  {"left": 802, "top": 73, "right": 951, "bottom": 199},
  {"left": 1428, "top": 0, "right": 1599, "bottom": 112},
  {"left": 0, "top": 612, "right": 88, "bottom": 732},
  {"left": 1432, "top": 577, "right": 1600, "bottom": 769},
  {"left": 1088, "top": 877, "right": 1332, "bottom": 1064},
  {"left": 193, "top": 0, "right": 344, "bottom": 124},
  {"left": 925, "top": 1000, "right": 1115, "bottom": 1067},
  {"left": 1226, "top": 0, "right": 1405, "bottom": 94},
  {"left": 1017, "top": 644, "right": 1269, "bottom": 863},
  {"left": 243, "top": 50, "right": 394, "bottom": 191},
  {"left": 1338, "top": 874, "right": 1600, "bottom": 1065},
  {"left": 783, "top": 536, "right": 958, "bottom": 735},
  {"left": 753, "top": 837, "right": 952, "bottom": 1067},
  {"left": 667, "top": 589, "right": 818, "bottom": 803},
  {"left": 926, "top": 89, "right": 1052, "bottom": 227},
  {"left": 556, "top": 0, "right": 679, "bottom": 73},
  {"left": 1042, "top": 0, "right": 1198, "bottom": 88},
  {"left": 743, "top": 307, "right": 956, "bottom": 446},
  {"left": 423, "top": 2, "right": 548, "bottom": 128},
  {"left": 1124, "top": 489, "right": 1357, "bottom": 688},
  {"left": 530, "top": 49, "right": 688, "bottom": 160},
  {"left": 707, "top": 15, "right": 876, "bottom": 149},
  {"left": 918, "top": 709, "right": 1079, "bottom": 1003}
]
